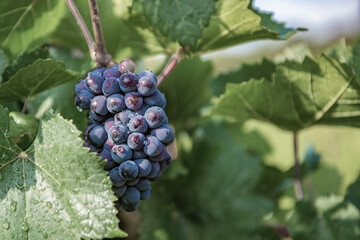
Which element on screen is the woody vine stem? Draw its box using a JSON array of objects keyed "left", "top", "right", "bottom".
[{"left": 65, "top": 0, "right": 183, "bottom": 84}]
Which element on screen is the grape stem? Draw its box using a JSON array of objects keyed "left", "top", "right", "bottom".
[
  {"left": 21, "top": 98, "right": 30, "bottom": 114},
  {"left": 88, "top": 0, "right": 115, "bottom": 67},
  {"left": 293, "top": 132, "right": 303, "bottom": 200},
  {"left": 157, "top": 47, "right": 186, "bottom": 87},
  {"left": 64, "top": 0, "right": 97, "bottom": 62}
]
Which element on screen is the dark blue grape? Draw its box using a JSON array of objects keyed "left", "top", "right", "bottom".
[
  {"left": 127, "top": 133, "right": 145, "bottom": 150},
  {"left": 149, "top": 147, "right": 168, "bottom": 162},
  {"left": 100, "top": 149, "right": 118, "bottom": 170},
  {"left": 140, "top": 187, "right": 151, "bottom": 200},
  {"left": 128, "top": 116, "right": 148, "bottom": 133},
  {"left": 113, "top": 185, "right": 127, "bottom": 198},
  {"left": 147, "top": 161, "right": 160, "bottom": 178},
  {"left": 133, "top": 150, "right": 146, "bottom": 159},
  {"left": 138, "top": 70, "right": 157, "bottom": 82},
  {"left": 104, "top": 118, "right": 115, "bottom": 133},
  {"left": 119, "top": 73, "right": 138, "bottom": 93},
  {"left": 90, "top": 95, "right": 108, "bottom": 116},
  {"left": 160, "top": 154, "right": 171, "bottom": 171},
  {"left": 126, "top": 177, "right": 140, "bottom": 186},
  {"left": 122, "top": 187, "right": 140, "bottom": 205},
  {"left": 102, "top": 77, "right": 121, "bottom": 96},
  {"left": 88, "top": 125, "right": 107, "bottom": 147},
  {"left": 90, "top": 145, "right": 102, "bottom": 153},
  {"left": 91, "top": 67, "right": 106, "bottom": 76},
  {"left": 121, "top": 201, "right": 139, "bottom": 212},
  {"left": 124, "top": 92, "right": 143, "bottom": 110},
  {"left": 75, "top": 90, "right": 94, "bottom": 110},
  {"left": 118, "top": 59, "right": 136, "bottom": 74},
  {"left": 134, "top": 105, "right": 148, "bottom": 116},
  {"left": 151, "top": 124, "right": 174, "bottom": 145},
  {"left": 89, "top": 111, "right": 107, "bottom": 123},
  {"left": 114, "top": 110, "right": 135, "bottom": 125},
  {"left": 108, "top": 124, "right": 128, "bottom": 144},
  {"left": 144, "top": 107, "right": 168, "bottom": 129},
  {"left": 134, "top": 159, "right": 152, "bottom": 177},
  {"left": 103, "top": 67, "right": 120, "bottom": 78},
  {"left": 143, "top": 136, "right": 164, "bottom": 157},
  {"left": 109, "top": 167, "right": 126, "bottom": 187},
  {"left": 149, "top": 170, "right": 162, "bottom": 181},
  {"left": 86, "top": 74, "right": 105, "bottom": 95},
  {"left": 103, "top": 138, "right": 115, "bottom": 150},
  {"left": 111, "top": 144, "right": 133, "bottom": 164},
  {"left": 135, "top": 179, "right": 150, "bottom": 191},
  {"left": 83, "top": 141, "right": 91, "bottom": 148},
  {"left": 143, "top": 90, "right": 166, "bottom": 108},
  {"left": 75, "top": 80, "right": 87, "bottom": 94},
  {"left": 119, "top": 161, "right": 139, "bottom": 180},
  {"left": 137, "top": 75, "right": 157, "bottom": 96},
  {"left": 107, "top": 94, "right": 126, "bottom": 113}
]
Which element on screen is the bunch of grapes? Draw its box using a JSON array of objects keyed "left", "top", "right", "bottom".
[{"left": 74, "top": 59, "right": 174, "bottom": 212}]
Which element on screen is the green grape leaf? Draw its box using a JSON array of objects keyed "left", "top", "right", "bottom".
[
  {"left": 8, "top": 112, "right": 39, "bottom": 150},
  {"left": 196, "top": 0, "right": 303, "bottom": 52},
  {"left": 2, "top": 47, "right": 50, "bottom": 83},
  {"left": 159, "top": 57, "right": 213, "bottom": 128},
  {"left": 0, "top": 106, "right": 126, "bottom": 239},
  {"left": 345, "top": 175, "right": 360, "bottom": 211},
  {"left": 131, "top": 0, "right": 216, "bottom": 48},
  {"left": 289, "top": 196, "right": 360, "bottom": 240},
  {"left": 140, "top": 120, "right": 279, "bottom": 240},
  {"left": 0, "top": 0, "right": 67, "bottom": 57},
  {"left": 213, "top": 55, "right": 360, "bottom": 131},
  {"left": 0, "top": 59, "right": 80, "bottom": 102},
  {"left": 0, "top": 49, "right": 8, "bottom": 84}
]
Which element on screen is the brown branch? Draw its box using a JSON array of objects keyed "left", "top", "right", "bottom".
[
  {"left": 65, "top": 0, "right": 96, "bottom": 62},
  {"left": 21, "top": 98, "right": 30, "bottom": 114},
  {"left": 293, "top": 132, "right": 303, "bottom": 200},
  {"left": 88, "top": 0, "right": 115, "bottom": 67},
  {"left": 157, "top": 47, "right": 186, "bottom": 87}
]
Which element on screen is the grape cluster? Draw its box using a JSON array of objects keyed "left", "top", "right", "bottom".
[{"left": 74, "top": 59, "right": 174, "bottom": 212}]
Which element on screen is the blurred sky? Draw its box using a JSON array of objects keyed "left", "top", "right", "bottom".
[{"left": 203, "top": 0, "right": 360, "bottom": 70}]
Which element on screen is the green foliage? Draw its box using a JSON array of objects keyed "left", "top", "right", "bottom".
[
  {"left": 213, "top": 55, "right": 360, "bottom": 131},
  {"left": 0, "top": 58, "right": 80, "bottom": 102},
  {"left": 0, "top": 105, "right": 125, "bottom": 239},
  {"left": 8, "top": 112, "right": 39, "bottom": 150},
  {"left": 0, "top": 0, "right": 67, "bottom": 57},
  {"left": 346, "top": 175, "right": 360, "bottom": 211},
  {"left": 0, "top": 50, "right": 8, "bottom": 83}
]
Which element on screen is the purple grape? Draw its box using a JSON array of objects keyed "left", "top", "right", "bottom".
[
  {"left": 84, "top": 124, "right": 98, "bottom": 141},
  {"left": 149, "top": 147, "right": 168, "bottom": 162},
  {"left": 122, "top": 187, "right": 140, "bottom": 205},
  {"left": 91, "top": 95, "right": 108, "bottom": 116},
  {"left": 108, "top": 124, "right": 128, "bottom": 144},
  {"left": 119, "top": 73, "right": 138, "bottom": 93},
  {"left": 75, "top": 90, "right": 94, "bottom": 110},
  {"left": 109, "top": 167, "right": 126, "bottom": 187},
  {"left": 118, "top": 59, "right": 136, "bottom": 74},
  {"left": 134, "top": 105, "right": 148, "bottom": 116},
  {"left": 75, "top": 80, "right": 87, "bottom": 94},
  {"left": 147, "top": 162, "right": 160, "bottom": 178},
  {"left": 100, "top": 149, "right": 118, "bottom": 170},
  {"left": 134, "top": 159, "right": 152, "bottom": 177},
  {"left": 107, "top": 94, "right": 126, "bottom": 113},
  {"left": 149, "top": 170, "right": 162, "bottom": 181},
  {"left": 135, "top": 179, "right": 150, "bottom": 191},
  {"left": 86, "top": 74, "right": 105, "bottom": 95},
  {"left": 140, "top": 187, "right": 151, "bottom": 200},
  {"left": 144, "top": 136, "right": 164, "bottom": 157},
  {"left": 121, "top": 201, "right": 139, "bottom": 212},
  {"left": 113, "top": 185, "right": 127, "bottom": 198},
  {"left": 126, "top": 177, "right": 140, "bottom": 186},
  {"left": 144, "top": 107, "right": 168, "bottom": 129},
  {"left": 128, "top": 115, "right": 148, "bottom": 133},
  {"left": 90, "top": 145, "right": 102, "bottom": 153},
  {"left": 159, "top": 154, "right": 171, "bottom": 171},
  {"left": 133, "top": 150, "right": 146, "bottom": 159},
  {"left": 88, "top": 125, "right": 107, "bottom": 147},
  {"left": 103, "top": 67, "right": 121, "bottom": 78},
  {"left": 89, "top": 111, "right": 107, "bottom": 123},
  {"left": 127, "top": 133, "right": 146, "bottom": 150},
  {"left": 111, "top": 144, "right": 133, "bottom": 163},
  {"left": 104, "top": 118, "right": 115, "bottom": 132},
  {"left": 115, "top": 110, "right": 135, "bottom": 125},
  {"left": 102, "top": 77, "right": 121, "bottom": 96},
  {"left": 83, "top": 141, "right": 91, "bottom": 148},
  {"left": 144, "top": 90, "right": 166, "bottom": 108},
  {"left": 119, "top": 161, "right": 139, "bottom": 180},
  {"left": 150, "top": 124, "right": 174, "bottom": 145},
  {"left": 124, "top": 92, "right": 143, "bottom": 110},
  {"left": 91, "top": 67, "right": 106, "bottom": 76},
  {"left": 137, "top": 75, "right": 157, "bottom": 96},
  {"left": 103, "top": 138, "right": 116, "bottom": 150},
  {"left": 138, "top": 70, "right": 157, "bottom": 82}
]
